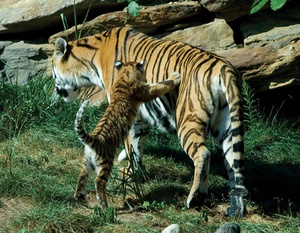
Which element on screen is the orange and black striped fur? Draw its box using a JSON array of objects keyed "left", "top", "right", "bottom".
[
  {"left": 74, "top": 61, "right": 181, "bottom": 209},
  {"left": 52, "top": 27, "right": 248, "bottom": 217}
]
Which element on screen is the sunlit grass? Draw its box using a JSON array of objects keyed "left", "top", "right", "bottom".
[{"left": 0, "top": 77, "right": 300, "bottom": 232}]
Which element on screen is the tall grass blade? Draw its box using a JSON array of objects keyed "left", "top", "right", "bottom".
[
  {"left": 60, "top": 13, "right": 69, "bottom": 41},
  {"left": 242, "top": 80, "right": 260, "bottom": 128},
  {"left": 78, "top": 4, "right": 91, "bottom": 38},
  {"left": 73, "top": 0, "right": 78, "bottom": 39}
]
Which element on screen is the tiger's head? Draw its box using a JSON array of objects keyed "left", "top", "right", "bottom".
[{"left": 52, "top": 37, "right": 103, "bottom": 102}]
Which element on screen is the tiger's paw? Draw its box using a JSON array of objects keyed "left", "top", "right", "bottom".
[
  {"left": 226, "top": 188, "right": 248, "bottom": 217},
  {"left": 117, "top": 149, "right": 127, "bottom": 162},
  {"left": 99, "top": 200, "right": 108, "bottom": 211},
  {"left": 74, "top": 192, "right": 87, "bottom": 202},
  {"left": 186, "top": 189, "right": 207, "bottom": 209}
]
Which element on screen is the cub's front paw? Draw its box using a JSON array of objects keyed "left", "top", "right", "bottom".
[{"left": 168, "top": 71, "right": 181, "bottom": 85}]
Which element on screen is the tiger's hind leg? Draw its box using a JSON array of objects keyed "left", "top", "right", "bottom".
[
  {"left": 187, "top": 145, "right": 211, "bottom": 209},
  {"left": 213, "top": 106, "right": 248, "bottom": 217},
  {"left": 75, "top": 146, "right": 95, "bottom": 202},
  {"left": 177, "top": 118, "right": 211, "bottom": 209}
]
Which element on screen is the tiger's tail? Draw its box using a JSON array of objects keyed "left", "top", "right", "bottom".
[
  {"left": 75, "top": 100, "right": 94, "bottom": 146},
  {"left": 221, "top": 66, "right": 248, "bottom": 216}
]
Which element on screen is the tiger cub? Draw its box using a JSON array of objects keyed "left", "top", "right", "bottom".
[{"left": 74, "top": 60, "right": 181, "bottom": 209}]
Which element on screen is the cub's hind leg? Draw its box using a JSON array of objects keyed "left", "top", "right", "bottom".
[
  {"left": 75, "top": 146, "right": 95, "bottom": 201},
  {"left": 94, "top": 155, "right": 114, "bottom": 210}
]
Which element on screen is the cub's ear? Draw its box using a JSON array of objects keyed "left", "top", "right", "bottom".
[
  {"left": 136, "top": 60, "right": 145, "bottom": 72},
  {"left": 55, "top": 37, "right": 68, "bottom": 59},
  {"left": 115, "top": 61, "right": 124, "bottom": 70}
]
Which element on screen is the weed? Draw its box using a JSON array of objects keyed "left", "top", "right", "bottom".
[
  {"left": 92, "top": 206, "right": 117, "bottom": 225},
  {"left": 111, "top": 148, "right": 146, "bottom": 209},
  {"left": 143, "top": 200, "right": 165, "bottom": 211},
  {"left": 60, "top": 0, "right": 92, "bottom": 41},
  {"left": 118, "top": 0, "right": 140, "bottom": 22},
  {"left": 242, "top": 80, "right": 261, "bottom": 129},
  {"left": 251, "top": 0, "right": 287, "bottom": 14}
]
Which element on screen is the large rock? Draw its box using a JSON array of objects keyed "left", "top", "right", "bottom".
[
  {"left": 215, "top": 222, "right": 241, "bottom": 233},
  {"left": 0, "top": 0, "right": 126, "bottom": 36},
  {"left": 162, "top": 18, "right": 234, "bottom": 50},
  {"left": 244, "top": 24, "right": 300, "bottom": 48},
  {"left": 200, "top": 0, "right": 253, "bottom": 21},
  {"left": 0, "top": 41, "right": 53, "bottom": 83},
  {"left": 48, "top": 1, "right": 202, "bottom": 44},
  {"left": 216, "top": 24, "right": 300, "bottom": 92},
  {"left": 162, "top": 224, "right": 181, "bottom": 233},
  {"left": 161, "top": 222, "right": 241, "bottom": 233}
]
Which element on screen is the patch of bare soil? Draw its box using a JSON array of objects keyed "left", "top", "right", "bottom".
[
  {"left": 0, "top": 197, "right": 34, "bottom": 233},
  {"left": 72, "top": 192, "right": 170, "bottom": 232},
  {"left": 0, "top": 193, "right": 274, "bottom": 233}
]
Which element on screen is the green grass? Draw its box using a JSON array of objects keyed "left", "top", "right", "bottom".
[{"left": 0, "top": 77, "right": 300, "bottom": 232}]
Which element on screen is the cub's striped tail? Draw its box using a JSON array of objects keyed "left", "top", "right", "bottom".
[{"left": 75, "top": 100, "right": 93, "bottom": 146}]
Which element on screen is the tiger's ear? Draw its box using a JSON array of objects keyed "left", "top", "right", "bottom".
[
  {"left": 136, "top": 60, "right": 145, "bottom": 72},
  {"left": 55, "top": 37, "right": 68, "bottom": 59},
  {"left": 115, "top": 61, "right": 124, "bottom": 70}
]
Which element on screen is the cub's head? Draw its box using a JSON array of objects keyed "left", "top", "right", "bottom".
[
  {"left": 114, "top": 60, "right": 146, "bottom": 83},
  {"left": 52, "top": 37, "right": 100, "bottom": 102}
]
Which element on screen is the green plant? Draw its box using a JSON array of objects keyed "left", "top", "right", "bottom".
[
  {"left": 111, "top": 147, "right": 146, "bottom": 209},
  {"left": 242, "top": 80, "right": 261, "bottom": 128},
  {"left": 92, "top": 206, "right": 117, "bottom": 225},
  {"left": 0, "top": 75, "right": 78, "bottom": 141},
  {"left": 60, "top": 0, "right": 93, "bottom": 41},
  {"left": 118, "top": 0, "right": 140, "bottom": 22},
  {"left": 143, "top": 200, "right": 165, "bottom": 211},
  {"left": 251, "top": 0, "right": 287, "bottom": 14},
  {"left": 0, "top": 75, "right": 54, "bottom": 175}
]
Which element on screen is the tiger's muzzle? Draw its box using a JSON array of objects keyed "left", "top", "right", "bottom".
[{"left": 56, "top": 87, "right": 68, "bottom": 98}]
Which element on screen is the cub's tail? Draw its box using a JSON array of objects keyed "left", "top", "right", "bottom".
[{"left": 74, "top": 100, "right": 94, "bottom": 145}]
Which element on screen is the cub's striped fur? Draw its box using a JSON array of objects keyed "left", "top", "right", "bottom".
[
  {"left": 52, "top": 27, "right": 248, "bottom": 217},
  {"left": 74, "top": 61, "right": 180, "bottom": 209}
]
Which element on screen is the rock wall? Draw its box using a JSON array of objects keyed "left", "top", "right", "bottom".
[{"left": 0, "top": 0, "right": 299, "bottom": 96}]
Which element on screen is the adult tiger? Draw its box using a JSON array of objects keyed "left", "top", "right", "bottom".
[{"left": 52, "top": 26, "right": 248, "bottom": 217}]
